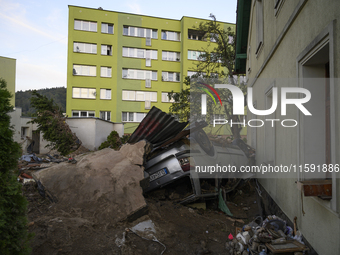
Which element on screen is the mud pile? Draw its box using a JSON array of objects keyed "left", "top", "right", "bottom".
[{"left": 33, "top": 141, "right": 148, "bottom": 224}]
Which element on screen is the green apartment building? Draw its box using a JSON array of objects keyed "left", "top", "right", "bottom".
[
  {"left": 0, "top": 56, "right": 16, "bottom": 107},
  {"left": 67, "top": 6, "right": 235, "bottom": 133}
]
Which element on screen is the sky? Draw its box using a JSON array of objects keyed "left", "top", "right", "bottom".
[{"left": 0, "top": 0, "right": 237, "bottom": 92}]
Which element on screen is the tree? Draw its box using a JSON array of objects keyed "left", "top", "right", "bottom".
[
  {"left": 169, "top": 14, "right": 247, "bottom": 139},
  {"left": 30, "top": 91, "right": 81, "bottom": 155},
  {"left": 0, "top": 78, "right": 32, "bottom": 255}
]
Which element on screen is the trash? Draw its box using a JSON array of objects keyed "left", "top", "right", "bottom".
[
  {"left": 131, "top": 219, "right": 156, "bottom": 239},
  {"left": 218, "top": 189, "right": 233, "bottom": 216},
  {"left": 21, "top": 154, "right": 42, "bottom": 162},
  {"left": 227, "top": 215, "right": 309, "bottom": 255},
  {"left": 187, "top": 202, "right": 206, "bottom": 210},
  {"left": 228, "top": 233, "right": 234, "bottom": 240},
  {"left": 259, "top": 248, "right": 267, "bottom": 255},
  {"left": 115, "top": 231, "right": 126, "bottom": 247}
]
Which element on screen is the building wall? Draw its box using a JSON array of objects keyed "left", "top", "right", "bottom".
[
  {"left": 67, "top": 6, "right": 234, "bottom": 133},
  {"left": 0, "top": 56, "right": 16, "bottom": 107},
  {"left": 245, "top": 0, "right": 340, "bottom": 254},
  {"left": 66, "top": 118, "right": 124, "bottom": 150}
]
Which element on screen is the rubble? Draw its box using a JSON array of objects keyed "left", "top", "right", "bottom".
[
  {"left": 225, "top": 215, "right": 309, "bottom": 255},
  {"left": 32, "top": 141, "right": 149, "bottom": 224}
]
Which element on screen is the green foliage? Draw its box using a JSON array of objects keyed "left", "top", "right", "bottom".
[
  {"left": 98, "top": 131, "right": 122, "bottom": 150},
  {"left": 0, "top": 79, "right": 21, "bottom": 173},
  {"left": 30, "top": 91, "right": 80, "bottom": 155},
  {"left": 15, "top": 87, "right": 66, "bottom": 117},
  {"left": 120, "top": 134, "right": 131, "bottom": 144},
  {"left": 0, "top": 172, "right": 33, "bottom": 255},
  {"left": 168, "top": 14, "right": 247, "bottom": 139},
  {"left": 0, "top": 78, "right": 32, "bottom": 254}
]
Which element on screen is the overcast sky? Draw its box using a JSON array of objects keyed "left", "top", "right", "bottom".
[{"left": 0, "top": 0, "right": 237, "bottom": 92}]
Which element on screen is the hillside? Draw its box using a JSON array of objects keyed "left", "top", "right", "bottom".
[{"left": 15, "top": 87, "right": 66, "bottom": 116}]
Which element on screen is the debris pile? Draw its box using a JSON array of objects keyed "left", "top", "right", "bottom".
[
  {"left": 225, "top": 215, "right": 308, "bottom": 255},
  {"left": 31, "top": 140, "right": 149, "bottom": 224}
]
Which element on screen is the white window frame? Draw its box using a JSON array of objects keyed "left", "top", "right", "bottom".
[
  {"left": 122, "top": 47, "right": 157, "bottom": 60},
  {"left": 162, "top": 51, "right": 180, "bottom": 61},
  {"left": 73, "top": 65, "right": 96, "bottom": 76},
  {"left": 187, "top": 71, "right": 206, "bottom": 78},
  {"left": 123, "top": 26, "right": 158, "bottom": 39},
  {"left": 122, "top": 90, "right": 157, "bottom": 102},
  {"left": 122, "top": 69, "right": 157, "bottom": 81},
  {"left": 101, "top": 23, "right": 114, "bottom": 34},
  {"left": 162, "top": 92, "right": 175, "bottom": 103},
  {"left": 100, "top": 111, "right": 111, "bottom": 121},
  {"left": 101, "top": 45, "right": 112, "bottom": 56},
  {"left": 100, "top": 67, "right": 112, "bottom": 78},
  {"left": 161, "top": 30, "right": 180, "bottom": 41},
  {"left": 188, "top": 50, "right": 204, "bottom": 60},
  {"left": 74, "top": 20, "right": 97, "bottom": 32},
  {"left": 72, "top": 87, "right": 96, "bottom": 99},
  {"left": 162, "top": 72, "right": 180, "bottom": 82},
  {"left": 73, "top": 42, "right": 97, "bottom": 54},
  {"left": 100, "top": 89, "right": 111, "bottom": 100},
  {"left": 121, "top": 112, "right": 147, "bottom": 122},
  {"left": 72, "top": 110, "right": 95, "bottom": 117}
]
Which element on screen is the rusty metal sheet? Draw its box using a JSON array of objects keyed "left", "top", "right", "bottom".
[{"left": 128, "top": 106, "right": 188, "bottom": 146}]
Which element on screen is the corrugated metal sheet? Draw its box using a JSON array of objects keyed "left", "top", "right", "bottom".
[{"left": 128, "top": 107, "right": 188, "bottom": 146}]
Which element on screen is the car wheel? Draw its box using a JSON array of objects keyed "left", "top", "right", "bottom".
[{"left": 192, "top": 129, "right": 215, "bottom": 156}]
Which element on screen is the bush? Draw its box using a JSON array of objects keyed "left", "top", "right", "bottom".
[
  {"left": 98, "top": 131, "right": 122, "bottom": 150},
  {"left": 0, "top": 172, "right": 32, "bottom": 255},
  {"left": 0, "top": 78, "right": 32, "bottom": 254}
]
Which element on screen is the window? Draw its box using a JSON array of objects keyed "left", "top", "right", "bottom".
[
  {"left": 73, "top": 42, "right": 97, "bottom": 54},
  {"left": 162, "top": 72, "right": 180, "bottom": 82},
  {"left": 122, "top": 47, "right": 157, "bottom": 59},
  {"left": 100, "top": 111, "right": 111, "bottom": 121},
  {"left": 188, "top": 50, "right": 204, "bottom": 60},
  {"left": 187, "top": 71, "right": 206, "bottom": 78},
  {"left": 72, "top": 87, "right": 96, "bottom": 99},
  {"left": 210, "top": 73, "right": 219, "bottom": 78},
  {"left": 72, "top": 110, "right": 95, "bottom": 117},
  {"left": 256, "top": 0, "right": 264, "bottom": 54},
  {"left": 161, "top": 30, "right": 180, "bottom": 41},
  {"left": 101, "top": 23, "right": 114, "bottom": 34},
  {"left": 123, "top": 26, "right": 158, "bottom": 39},
  {"left": 100, "top": 89, "right": 111, "bottom": 99},
  {"left": 122, "top": 112, "right": 147, "bottom": 122},
  {"left": 188, "top": 29, "right": 205, "bottom": 41},
  {"left": 73, "top": 65, "right": 96, "bottom": 76},
  {"left": 122, "top": 90, "right": 157, "bottom": 102},
  {"left": 122, "top": 69, "right": 157, "bottom": 80},
  {"left": 101, "top": 45, "right": 112, "bottom": 55},
  {"left": 162, "top": 92, "right": 175, "bottom": 103},
  {"left": 100, "top": 67, "right": 112, "bottom": 77},
  {"left": 162, "top": 51, "right": 180, "bottom": 61},
  {"left": 74, "top": 20, "right": 97, "bottom": 32},
  {"left": 21, "top": 127, "right": 28, "bottom": 139},
  {"left": 210, "top": 33, "right": 219, "bottom": 42}
]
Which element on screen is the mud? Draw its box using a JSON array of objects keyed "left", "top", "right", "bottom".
[{"left": 24, "top": 178, "right": 259, "bottom": 255}]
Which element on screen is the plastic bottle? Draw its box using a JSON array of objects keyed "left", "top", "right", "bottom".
[{"left": 259, "top": 249, "right": 267, "bottom": 255}]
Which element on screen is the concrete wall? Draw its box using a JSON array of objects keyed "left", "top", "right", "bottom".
[
  {"left": 245, "top": 0, "right": 340, "bottom": 254},
  {"left": 66, "top": 117, "right": 124, "bottom": 150}
]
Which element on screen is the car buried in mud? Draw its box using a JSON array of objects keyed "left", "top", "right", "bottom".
[{"left": 127, "top": 107, "right": 255, "bottom": 204}]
